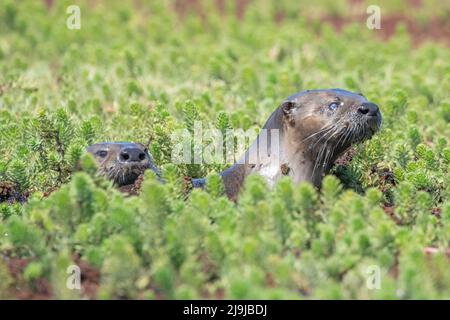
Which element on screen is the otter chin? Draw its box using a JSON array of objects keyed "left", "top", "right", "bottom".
[{"left": 86, "top": 142, "right": 160, "bottom": 186}]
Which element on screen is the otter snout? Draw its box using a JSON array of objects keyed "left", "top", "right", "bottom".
[
  {"left": 357, "top": 101, "right": 382, "bottom": 134},
  {"left": 87, "top": 142, "right": 157, "bottom": 187},
  {"left": 119, "top": 147, "right": 147, "bottom": 163},
  {"left": 358, "top": 102, "right": 379, "bottom": 117}
]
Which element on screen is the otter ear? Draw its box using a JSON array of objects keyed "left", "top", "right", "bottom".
[{"left": 281, "top": 100, "right": 297, "bottom": 116}]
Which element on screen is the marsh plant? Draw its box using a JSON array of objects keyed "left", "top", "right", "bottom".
[{"left": 0, "top": 0, "right": 449, "bottom": 299}]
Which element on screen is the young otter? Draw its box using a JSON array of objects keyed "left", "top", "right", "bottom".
[
  {"left": 86, "top": 142, "right": 160, "bottom": 186},
  {"left": 87, "top": 89, "right": 381, "bottom": 200}
]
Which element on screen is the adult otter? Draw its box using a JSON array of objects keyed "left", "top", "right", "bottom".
[
  {"left": 193, "top": 89, "right": 382, "bottom": 200},
  {"left": 87, "top": 89, "right": 381, "bottom": 200},
  {"left": 86, "top": 142, "right": 160, "bottom": 186}
]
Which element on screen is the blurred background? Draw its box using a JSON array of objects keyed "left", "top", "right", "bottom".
[
  {"left": 34, "top": 0, "right": 450, "bottom": 46},
  {"left": 0, "top": 0, "right": 449, "bottom": 300}
]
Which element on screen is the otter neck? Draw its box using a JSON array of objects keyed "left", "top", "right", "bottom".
[
  {"left": 280, "top": 125, "right": 333, "bottom": 187},
  {"left": 221, "top": 109, "right": 334, "bottom": 199}
]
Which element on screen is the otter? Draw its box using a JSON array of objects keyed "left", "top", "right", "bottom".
[
  {"left": 87, "top": 89, "right": 381, "bottom": 200},
  {"left": 86, "top": 142, "right": 160, "bottom": 186},
  {"left": 192, "top": 89, "right": 381, "bottom": 200}
]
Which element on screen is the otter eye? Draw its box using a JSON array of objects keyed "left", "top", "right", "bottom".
[
  {"left": 96, "top": 150, "right": 108, "bottom": 158},
  {"left": 328, "top": 102, "right": 339, "bottom": 111}
]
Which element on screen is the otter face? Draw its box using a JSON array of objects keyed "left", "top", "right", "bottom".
[
  {"left": 281, "top": 88, "right": 382, "bottom": 171},
  {"left": 86, "top": 142, "right": 154, "bottom": 186}
]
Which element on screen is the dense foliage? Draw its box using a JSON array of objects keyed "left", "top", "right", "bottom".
[{"left": 0, "top": 0, "right": 449, "bottom": 299}]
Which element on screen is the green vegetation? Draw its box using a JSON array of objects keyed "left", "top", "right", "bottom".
[{"left": 0, "top": 0, "right": 449, "bottom": 299}]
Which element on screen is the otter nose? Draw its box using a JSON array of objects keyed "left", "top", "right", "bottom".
[
  {"left": 358, "top": 102, "right": 379, "bottom": 117},
  {"left": 119, "top": 148, "right": 147, "bottom": 162}
]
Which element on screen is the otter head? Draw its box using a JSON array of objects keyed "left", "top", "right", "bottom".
[
  {"left": 86, "top": 142, "right": 158, "bottom": 186},
  {"left": 279, "top": 89, "right": 382, "bottom": 181}
]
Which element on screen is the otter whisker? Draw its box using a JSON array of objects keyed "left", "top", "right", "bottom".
[
  {"left": 309, "top": 124, "right": 339, "bottom": 150},
  {"left": 342, "top": 123, "right": 354, "bottom": 148},
  {"left": 310, "top": 119, "right": 351, "bottom": 178},
  {"left": 336, "top": 127, "right": 348, "bottom": 149},
  {"left": 301, "top": 125, "right": 335, "bottom": 143},
  {"left": 312, "top": 142, "right": 330, "bottom": 178}
]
